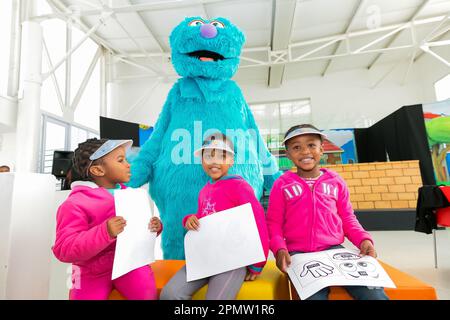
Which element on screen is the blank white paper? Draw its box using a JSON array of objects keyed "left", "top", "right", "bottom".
[
  {"left": 112, "top": 188, "right": 156, "bottom": 280},
  {"left": 184, "top": 203, "right": 265, "bottom": 282}
]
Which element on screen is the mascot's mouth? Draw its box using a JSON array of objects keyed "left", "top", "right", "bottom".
[{"left": 187, "top": 50, "right": 225, "bottom": 62}]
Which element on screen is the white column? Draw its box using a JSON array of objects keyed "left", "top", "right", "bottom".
[
  {"left": 7, "top": 0, "right": 22, "bottom": 98},
  {"left": 100, "top": 47, "right": 107, "bottom": 117},
  {"left": 15, "top": 21, "right": 42, "bottom": 172}
]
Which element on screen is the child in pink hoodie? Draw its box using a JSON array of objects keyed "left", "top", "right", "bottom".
[
  {"left": 52, "top": 138, "right": 163, "bottom": 300},
  {"left": 160, "top": 132, "right": 269, "bottom": 300},
  {"left": 267, "top": 124, "right": 388, "bottom": 300}
]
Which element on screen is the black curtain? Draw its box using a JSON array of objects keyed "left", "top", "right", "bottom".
[
  {"left": 100, "top": 116, "right": 140, "bottom": 147},
  {"left": 354, "top": 125, "right": 387, "bottom": 163},
  {"left": 354, "top": 104, "right": 436, "bottom": 185}
]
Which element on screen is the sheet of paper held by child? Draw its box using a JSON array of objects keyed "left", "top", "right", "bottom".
[
  {"left": 286, "top": 248, "right": 396, "bottom": 300},
  {"left": 112, "top": 188, "right": 156, "bottom": 280},
  {"left": 184, "top": 203, "right": 266, "bottom": 282}
]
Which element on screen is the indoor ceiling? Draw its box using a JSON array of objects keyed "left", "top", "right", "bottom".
[{"left": 40, "top": 0, "right": 450, "bottom": 86}]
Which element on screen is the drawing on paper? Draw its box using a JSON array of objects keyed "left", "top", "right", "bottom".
[
  {"left": 299, "top": 261, "right": 334, "bottom": 278},
  {"left": 286, "top": 248, "right": 396, "bottom": 300}
]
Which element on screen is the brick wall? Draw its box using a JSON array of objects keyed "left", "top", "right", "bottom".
[{"left": 319, "top": 160, "right": 422, "bottom": 210}]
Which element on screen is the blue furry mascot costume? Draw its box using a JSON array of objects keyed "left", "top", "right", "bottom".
[{"left": 128, "top": 17, "right": 281, "bottom": 259}]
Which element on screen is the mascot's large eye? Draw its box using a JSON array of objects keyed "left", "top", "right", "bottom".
[
  {"left": 211, "top": 20, "right": 225, "bottom": 28},
  {"left": 188, "top": 20, "right": 205, "bottom": 27}
]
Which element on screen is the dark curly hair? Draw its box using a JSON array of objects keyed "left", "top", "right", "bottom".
[{"left": 72, "top": 138, "right": 108, "bottom": 181}]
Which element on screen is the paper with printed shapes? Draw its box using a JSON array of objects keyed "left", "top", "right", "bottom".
[
  {"left": 112, "top": 188, "right": 156, "bottom": 280},
  {"left": 286, "top": 248, "right": 396, "bottom": 300},
  {"left": 184, "top": 203, "right": 265, "bottom": 282}
]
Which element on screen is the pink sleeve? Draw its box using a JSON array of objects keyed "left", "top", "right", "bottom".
[
  {"left": 182, "top": 191, "right": 203, "bottom": 228},
  {"left": 157, "top": 221, "right": 163, "bottom": 236},
  {"left": 235, "top": 182, "right": 269, "bottom": 275},
  {"left": 266, "top": 180, "right": 287, "bottom": 256},
  {"left": 336, "top": 179, "right": 373, "bottom": 248},
  {"left": 182, "top": 214, "right": 196, "bottom": 228},
  {"left": 52, "top": 201, "right": 116, "bottom": 263}
]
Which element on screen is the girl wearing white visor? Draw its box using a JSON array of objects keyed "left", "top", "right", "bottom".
[
  {"left": 52, "top": 138, "right": 163, "bottom": 300},
  {"left": 161, "top": 132, "right": 269, "bottom": 300}
]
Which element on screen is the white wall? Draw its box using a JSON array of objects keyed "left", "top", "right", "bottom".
[
  {"left": 0, "top": 132, "right": 16, "bottom": 170},
  {"left": 107, "top": 78, "right": 172, "bottom": 126},
  {"left": 0, "top": 95, "right": 17, "bottom": 169},
  {"left": 240, "top": 67, "right": 424, "bottom": 129},
  {"left": 108, "top": 57, "right": 445, "bottom": 130},
  {"left": 414, "top": 45, "right": 450, "bottom": 103}
]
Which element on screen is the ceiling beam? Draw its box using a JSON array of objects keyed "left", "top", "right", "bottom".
[
  {"left": 368, "top": 0, "right": 432, "bottom": 70},
  {"left": 411, "top": 9, "right": 450, "bottom": 64},
  {"left": 268, "top": 0, "right": 297, "bottom": 88},
  {"left": 47, "top": 0, "right": 163, "bottom": 76},
  {"left": 98, "top": 0, "right": 167, "bottom": 76},
  {"left": 54, "top": 0, "right": 234, "bottom": 17},
  {"left": 420, "top": 44, "right": 450, "bottom": 67},
  {"left": 322, "top": 0, "right": 366, "bottom": 76},
  {"left": 120, "top": 14, "right": 450, "bottom": 69},
  {"left": 106, "top": 0, "right": 166, "bottom": 53},
  {"left": 415, "top": 29, "right": 450, "bottom": 63}
]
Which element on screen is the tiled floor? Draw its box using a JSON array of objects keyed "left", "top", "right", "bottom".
[{"left": 364, "top": 229, "right": 450, "bottom": 300}]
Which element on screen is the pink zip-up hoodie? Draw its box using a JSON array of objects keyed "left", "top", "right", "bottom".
[
  {"left": 182, "top": 175, "right": 269, "bottom": 275},
  {"left": 267, "top": 168, "right": 372, "bottom": 255},
  {"left": 52, "top": 181, "right": 162, "bottom": 277}
]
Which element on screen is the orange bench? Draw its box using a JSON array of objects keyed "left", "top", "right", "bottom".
[
  {"left": 289, "top": 261, "right": 437, "bottom": 300},
  {"left": 109, "top": 260, "right": 289, "bottom": 300},
  {"left": 108, "top": 260, "right": 437, "bottom": 300}
]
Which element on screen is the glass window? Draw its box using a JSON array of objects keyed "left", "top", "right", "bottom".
[
  {"left": 35, "top": 0, "right": 53, "bottom": 16},
  {"left": 74, "top": 62, "right": 100, "bottom": 131},
  {"left": 40, "top": 115, "right": 98, "bottom": 175},
  {"left": 249, "top": 99, "right": 312, "bottom": 145},
  {"left": 249, "top": 99, "right": 312, "bottom": 171},
  {"left": 0, "top": 0, "right": 12, "bottom": 96},
  {"left": 435, "top": 74, "right": 450, "bottom": 102},
  {"left": 70, "top": 125, "right": 98, "bottom": 151},
  {"left": 40, "top": 19, "right": 101, "bottom": 130},
  {"left": 41, "top": 18, "right": 67, "bottom": 116},
  {"left": 42, "top": 120, "right": 67, "bottom": 174},
  {"left": 71, "top": 25, "right": 99, "bottom": 102},
  {"left": 70, "top": 126, "right": 88, "bottom": 151}
]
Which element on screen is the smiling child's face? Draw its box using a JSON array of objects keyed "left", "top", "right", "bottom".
[
  {"left": 201, "top": 148, "right": 234, "bottom": 181},
  {"left": 285, "top": 134, "right": 323, "bottom": 174}
]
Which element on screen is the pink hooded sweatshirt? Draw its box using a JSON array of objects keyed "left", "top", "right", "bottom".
[
  {"left": 182, "top": 175, "right": 269, "bottom": 275},
  {"left": 52, "top": 181, "right": 162, "bottom": 277},
  {"left": 267, "top": 168, "right": 372, "bottom": 255}
]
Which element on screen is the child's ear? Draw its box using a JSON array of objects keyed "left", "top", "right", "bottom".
[
  {"left": 285, "top": 146, "right": 293, "bottom": 161},
  {"left": 89, "top": 165, "right": 105, "bottom": 177}
]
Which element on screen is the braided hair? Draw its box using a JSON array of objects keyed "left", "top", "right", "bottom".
[{"left": 72, "top": 138, "right": 108, "bottom": 181}]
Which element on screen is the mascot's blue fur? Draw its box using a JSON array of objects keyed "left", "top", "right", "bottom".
[{"left": 128, "top": 17, "right": 281, "bottom": 259}]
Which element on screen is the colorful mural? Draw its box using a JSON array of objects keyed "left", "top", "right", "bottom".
[
  {"left": 138, "top": 124, "right": 154, "bottom": 147},
  {"left": 423, "top": 99, "right": 450, "bottom": 184},
  {"left": 265, "top": 128, "right": 358, "bottom": 171}
]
